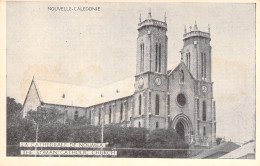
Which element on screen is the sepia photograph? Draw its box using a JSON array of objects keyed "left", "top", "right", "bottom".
[{"left": 4, "top": 1, "right": 256, "bottom": 160}]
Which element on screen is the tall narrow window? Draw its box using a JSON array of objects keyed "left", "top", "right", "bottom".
[
  {"left": 140, "top": 43, "right": 144, "bottom": 72},
  {"left": 156, "top": 122, "right": 159, "bottom": 129},
  {"left": 203, "top": 101, "right": 206, "bottom": 121},
  {"left": 159, "top": 44, "right": 161, "bottom": 72},
  {"left": 186, "top": 53, "right": 190, "bottom": 70},
  {"left": 203, "top": 127, "right": 206, "bottom": 136},
  {"left": 197, "top": 99, "right": 199, "bottom": 118},
  {"left": 120, "top": 103, "right": 123, "bottom": 121},
  {"left": 74, "top": 110, "right": 78, "bottom": 121},
  {"left": 138, "top": 122, "right": 141, "bottom": 128},
  {"left": 204, "top": 53, "right": 206, "bottom": 79},
  {"left": 213, "top": 101, "right": 216, "bottom": 121},
  {"left": 155, "top": 43, "right": 158, "bottom": 72},
  {"left": 98, "top": 109, "right": 101, "bottom": 125},
  {"left": 139, "top": 95, "right": 142, "bottom": 115},
  {"left": 155, "top": 94, "right": 160, "bottom": 115},
  {"left": 201, "top": 53, "right": 207, "bottom": 79},
  {"left": 180, "top": 70, "right": 184, "bottom": 83},
  {"left": 89, "top": 110, "right": 92, "bottom": 124},
  {"left": 201, "top": 53, "right": 204, "bottom": 79},
  {"left": 109, "top": 105, "right": 112, "bottom": 123},
  {"left": 197, "top": 120, "right": 200, "bottom": 134},
  {"left": 167, "top": 94, "right": 170, "bottom": 115},
  {"left": 214, "top": 123, "right": 216, "bottom": 133}
]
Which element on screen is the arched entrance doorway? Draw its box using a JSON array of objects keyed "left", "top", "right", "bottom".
[
  {"left": 176, "top": 121, "right": 185, "bottom": 140},
  {"left": 172, "top": 113, "right": 193, "bottom": 142}
]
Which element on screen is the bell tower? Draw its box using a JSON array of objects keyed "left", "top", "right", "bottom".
[
  {"left": 181, "top": 22, "right": 216, "bottom": 146},
  {"left": 181, "top": 22, "right": 212, "bottom": 81},
  {"left": 132, "top": 9, "right": 168, "bottom": 130},
  {"left": 136, "top": 9, "right": 168, "bottom": 75}
]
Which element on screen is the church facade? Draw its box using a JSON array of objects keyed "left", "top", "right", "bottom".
[{"left": 22, "top": 11, "right": 216, "bottom": 147}]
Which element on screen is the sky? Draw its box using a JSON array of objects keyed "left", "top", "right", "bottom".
[{"left": 6, "top": 2, "right": 255, "bottom": 143}]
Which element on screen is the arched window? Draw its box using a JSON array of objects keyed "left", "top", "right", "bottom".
[
  {"left": 120, "top": 103, "right": 123, "bottom": 121},
  {"left": 74, "top": 110, "right": 78, "bottom": 121},
  {"left": 139, "top": 95, "right": 142, "bottom": 115},
  {"left": 203, "top": 127, "right": 206, "bottom": 136},
  {"left": 156, "top": 122, "right": 159, "bottom": 129},
  {"left": 109, "top": 105, "right": 112, "bottom": 123},
  {"left": 202, "top": 101, "right": 206, "bottom": 121},
  {"left": 155, "top": 94, "right": 160, "bottom": 115},
  {"left": 138, "top": 122, "right": 141, "bottom": 128}
]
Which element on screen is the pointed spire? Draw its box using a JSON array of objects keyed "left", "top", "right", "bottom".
[
  {"left": 189, "top": 25, "right": 192, "bottom": 32},
  {"left": 184, "top": 25, "right": 187, "bottom": 34},
  {"left": 148, "top": 8, "right": 152, "bottom": 18},
  {"left": 208, "top": 24, "right": 210, "bottom": 33},
  {"left": 194, "top": 20, "right": 198, "bottom": 30},
  {"left": 139, "top": 13, "right": 141, "bottom": 23},
  {"left": 164, "top": 12, "right": 167, "bottom": 22}
]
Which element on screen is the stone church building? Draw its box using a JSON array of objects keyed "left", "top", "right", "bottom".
[{"left": 22, "top": 11, "right": 216, "bottom": 147}]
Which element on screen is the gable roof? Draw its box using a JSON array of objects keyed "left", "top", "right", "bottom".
[
  {"left": 220, "top": 141, "right": 255, "bottom": 159},
  {"left": 32, "top": 77, "right": 135, "bottom": 108},
  {"left": 193, "top": 141, "right": 240, "bottom": 159},
  {"left": 167, "top": 61, "right": 196, "bottom": 80}
]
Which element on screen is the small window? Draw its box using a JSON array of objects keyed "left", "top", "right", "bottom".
[
  {"left": 156, "top": 122, "right": 159, "bottom": 129},
  {"left": 138, "top": 122, "right": 141, "bottom": 128},
  {"left": 74, "top": 110, "right": 78, "bottom": 121}
]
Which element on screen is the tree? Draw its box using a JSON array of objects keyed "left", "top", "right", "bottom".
[
  {"left": 7, "top": 97, "right": 22, "bottom": 125},
  {"left": 216, "top": 137, "right": 223, "bottom": 145},
  {"left": 145, "top": 128, "right": 189, "bottom": 158}
]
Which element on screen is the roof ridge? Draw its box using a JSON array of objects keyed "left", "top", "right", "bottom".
[
  {"left": 34, "top": 77, "right": 98, "bottom": 89},
  {"left": 98, "top": 75, "right": 135, "bottom": 88}
]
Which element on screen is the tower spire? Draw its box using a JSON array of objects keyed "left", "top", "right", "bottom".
[
  {"left": 148, "top": 8, "right": 152, "bottom": 18},
  {"left": 139, "top": 13, "right": 142, "bottom": 23},
  {"left": 184, "top": 25, "right": 187, "bottom": 34},
  {"left": 194, "top": 20, "right": 198, "bottom": 30},
  {"left": 208, "top": 24, "right": 210, "bottom": 33},
  {"left": 164, "top": 12, "right": 167, "bottom": 22}
]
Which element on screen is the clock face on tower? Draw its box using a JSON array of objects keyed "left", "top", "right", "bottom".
[
  {"left": 201, "top": 85, "right": 208, "bottom": 93},
  {"left": 154, "top": 77, "right": 162, "bottom": 86}
]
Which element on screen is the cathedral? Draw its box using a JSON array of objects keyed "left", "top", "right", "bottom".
[{"left": 22, "top": 10, "right": 216, "bottom": 147}]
